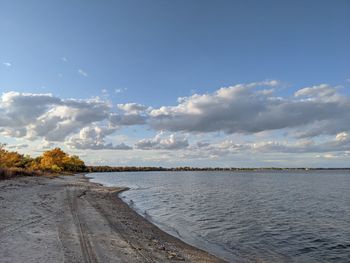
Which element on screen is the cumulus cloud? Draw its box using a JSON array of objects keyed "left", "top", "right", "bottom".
[
  {"left": 197, "top": 132, "right": 350, "bottom": 156},
  {"left": 149, "top": 83, "right": 350, "bottom": 137},
  {"left": 1, "top": 81, "right": 350, "bottom": 157},
  {"left": 117, "top": 103, "right": 149, "bottom": 114},
  {"left": 28, "top": 98, "right": 112, "bottom": 141},
  {"left": 164, "top": 132, "right": 350, "bottom": 162},
  {"left": 188, "top": 140, "right": 249, "bottom": 158},
  {"left": 0, "top": 92, "right": 140, "bottom": 150},
  {"left": 294, "top": 84, "right": 339, "bottom": 100},
  {"left": 251, "top": 133, "right": 350, "bottom": 154},
  {"left": 135, "top": 132, "right": 189, "bottom": 150},
  {"left": 67, "top": 126, "right": 132, "bottom": 150},
  {"left": 0, "top": 92, "right": 61, "bottom": 129},
  {"left": 0, "top": 92, "right": 111, "bottom": 142},
  {"left": 109, "top": 103, "right": 149, "bottom": 126}
]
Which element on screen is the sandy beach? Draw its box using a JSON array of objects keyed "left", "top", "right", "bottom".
[{"left": 0, "top": 174, "right": 226, "bottom": 263}]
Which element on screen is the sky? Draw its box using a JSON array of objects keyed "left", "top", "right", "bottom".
[{"left": 1, "top": 0, "right": 350, "bottom": 167}]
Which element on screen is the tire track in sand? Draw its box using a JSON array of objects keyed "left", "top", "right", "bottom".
[{"left": 68, "top": 188, "right": 98, "bottom": 263}]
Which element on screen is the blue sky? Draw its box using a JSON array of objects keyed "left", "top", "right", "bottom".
[{"left": 1, "top": 0, "right": 350, "bottom": 167}]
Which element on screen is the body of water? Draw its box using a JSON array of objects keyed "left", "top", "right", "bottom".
[{"left": 89, "top": 170, "right": 350, "bottom": 262}]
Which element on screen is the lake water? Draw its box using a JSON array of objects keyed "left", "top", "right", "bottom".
[{"left": 89, "top": 170, "right": 350, "bottom": 262}]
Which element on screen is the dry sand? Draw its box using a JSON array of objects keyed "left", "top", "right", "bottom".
[{"left": 0, "top": 174, "right": 226, "bottom": 263}]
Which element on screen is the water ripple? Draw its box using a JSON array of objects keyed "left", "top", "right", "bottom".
[{"left": 90, "top": 170, "right": 350, "bottom": 263}]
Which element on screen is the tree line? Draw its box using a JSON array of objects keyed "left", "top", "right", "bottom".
[
  {"left": 0, "top": 144, "right": 86, "bottom": 179},
  {"left": 1, "top": 143, "right": 348, "bottom": 180}
]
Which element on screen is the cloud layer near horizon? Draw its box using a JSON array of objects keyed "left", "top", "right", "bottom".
[{"left": 1, "top": 81, "right": 350, "bottom": 160}]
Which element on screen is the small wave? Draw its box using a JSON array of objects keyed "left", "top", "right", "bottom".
[{"left": 90, "top": 170, "right": 350, "bottom": 262}]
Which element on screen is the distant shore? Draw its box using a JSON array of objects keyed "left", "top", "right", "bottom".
[
  {"left": 87, "top": 166, "right": 350, "bottom": 173},
  {"left": 0, "top": 174, "right": 225, "bottom": 263}
]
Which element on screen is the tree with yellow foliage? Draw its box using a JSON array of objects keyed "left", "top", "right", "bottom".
[
  {"left": 40, "top": 148, "right": 67, "bottom": 171},
  {"left": 0, "top": 144, "right": 86, "bottom": 174},
  {"left": 39, "top": 148, "right": 86, "bottom": 172},
  {"left": 0, "top": 143, "right": 31, "bottom": 168}
]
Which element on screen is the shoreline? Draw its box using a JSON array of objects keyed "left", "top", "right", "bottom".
[
  {"left": 93, "top": 175, "right": 234, "bottom": 263},
  {"left": 0, "top": 174, "right": 226, "bottom": 262}
]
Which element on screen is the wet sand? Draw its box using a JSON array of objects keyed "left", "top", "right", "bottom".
[{"left": 0, "top": 174, "right": 226, "bottom": 263}]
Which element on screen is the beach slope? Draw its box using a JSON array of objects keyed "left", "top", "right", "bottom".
[{"left": 0, "top": 174, "right": 225, "bottom": 263}]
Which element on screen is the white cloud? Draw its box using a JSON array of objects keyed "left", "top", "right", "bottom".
[
  {"left": 149, "top": 83, "right": 350, "bottom": 137},
  {"left": 110, "top": 113, "right": 146, "bottom": 126},
  {"left": 29, "top": 98, "right": 112, "bottom": 141},
  {"left": 0, "top": 92, "right": 111, "bottom": 142},
  {"left": 335, "top": 132, "right": 348, "bottom": 142},
  {"left": 78, "top": 69, "right": 88, "bottom": 77},
  {"left": 117, "top": 103, "right": 149, "bottom": 114},
  {"left": 0, "top": 92, "right": 61, "bottom": 128},
  {"left": 319, "top": 153, "right": 338, "bottom": 159},
  {"left": 1, "top": 80, "right": 350, "bottom": 160},
  {"left": 200, "top": 132, "right": 350, "bottom": 155},
  {"left": 115, "top": 88, "right": 127, "bottom": 94},
  {"left": 294, "top": 84, "right": 342, "bottom": 102},
  {"left": 156, "top": 132, "right": 350, "bottom": 163},
  {"left": 67, "top": 126, "right": 132, "bottom": 150},
  {"left": 109, "top": 103, "right": 149, "bottom": 126},
  {"left": 135, "top": 132, "right": 189, "bottom": 150},
  {"left": 2, "top": 62, "right": 12, "bottom": 67}
]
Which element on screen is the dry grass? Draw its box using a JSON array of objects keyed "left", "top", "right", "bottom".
[
  {"left": 0, "top": 168, "right": 47, "bottom": 180},
  {"left": 0, "top": 167, "right": 77, "bottom": 180}
]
